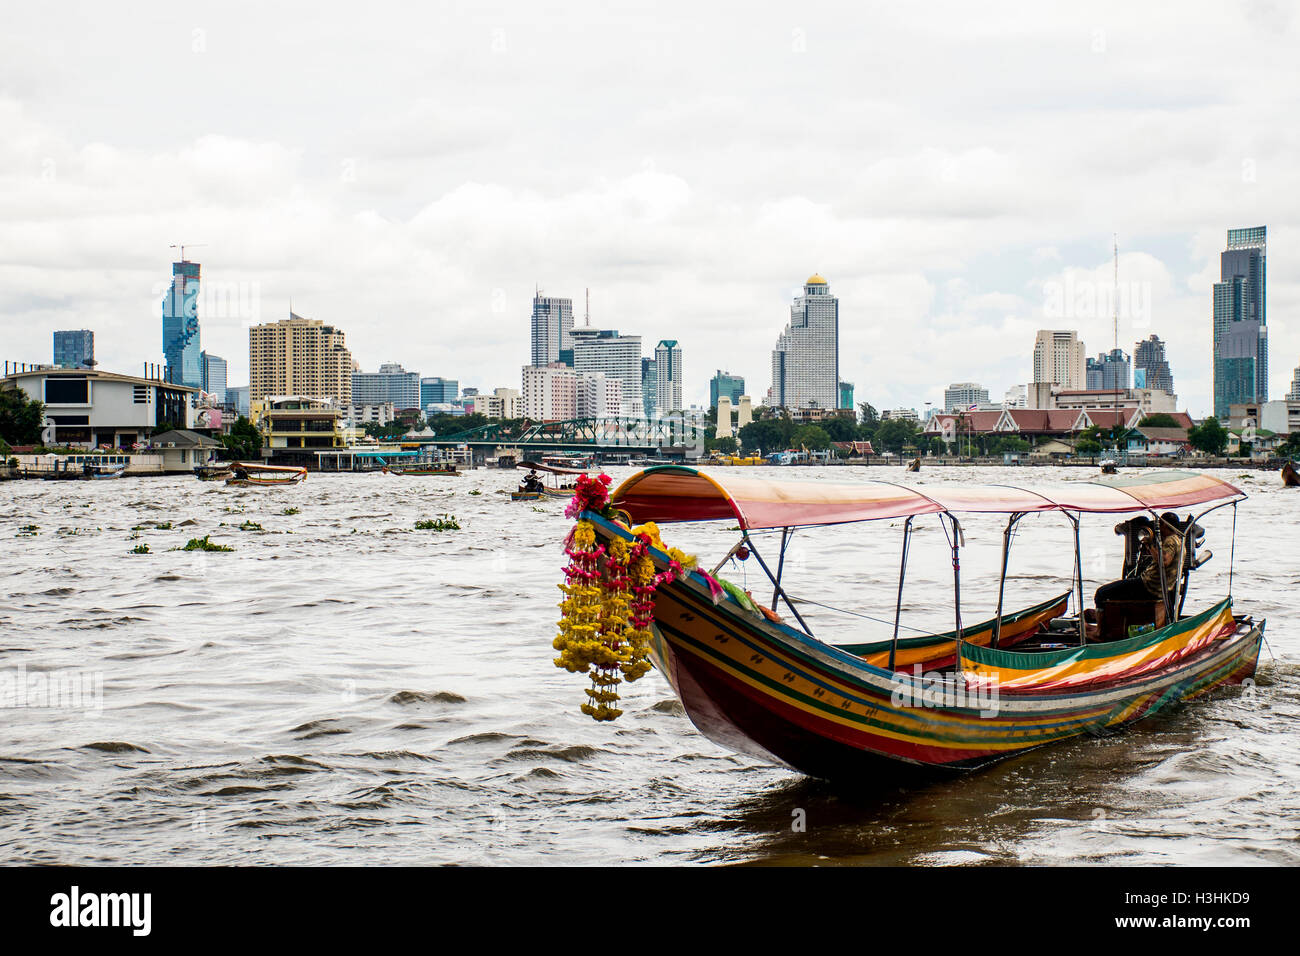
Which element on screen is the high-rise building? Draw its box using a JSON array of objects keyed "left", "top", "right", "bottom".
[
  {"left": 530, "top": 294, "right": 575, "bottom": 367},
  {"left": 53, "top": 330, "right": 94, "bottom": 369},
  {"left": 420, "top": 377, "right": 459, "bottom": 408},
  {"left": 249, "top": 312, "right": 353, "bottom": 404},
  {"left": 521, "top": 364, "right": 621, "bottom": 420},
  {"left": 1214, "top": 226, "right": 1268, "bottom": 419},
  {"left": 1004, "top": 385, "right": 1027, "bottom": 408},
  {"left": 1085, "top": 349, "right": 1130, "bottom": 391},
  {"left": 201, "top": 351, "right": 227, "bottom": 402},
  {"left": 655, "top": 340, "right": 682, "bottom": 415},
  {"left": 1134, "top": 334, "right": 1174, "bottom": 394},
  {"left": 838, "top": 381, "right": 854, "bottom": 411},
  {"left": 710, "top": 370, "right": 745, "bottom": 409},
  {"left": 353, "top": 362, "right": 421, "bottom": 408},
  {"left": 641, "top": 357, "right": 657, "bottom": 418},
  {"left": 943, "top": 382, "right": 990, "bottom": 411},
  {"left": 1288, "top": 365, "right": 1300, "bottom": 402},
  {"left": 162, "top": 259, "right": 202, "bottom": 388},
  {"left": 770, "top": 274, "right": 839, "bottom": 410},
  {"left": 572, "top": 327, "right": 642, "bottom": 417},
  {"left": 227, "top": 386, "right": 250, "bottom": 417},
  {"left": 1032, "top": 330, "right": 1086, "bottom": 390}
]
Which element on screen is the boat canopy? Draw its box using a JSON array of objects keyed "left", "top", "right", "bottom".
[
  {"left": 521, "top": 460, "right": 589, "bottom": 475},
  {"left": 607, "top": 466, "right": 1245, "bottom": 531}
]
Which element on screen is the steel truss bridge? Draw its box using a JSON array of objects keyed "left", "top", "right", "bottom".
[{"left": 428, "top": 416, "right": 709, "bottom": 455}]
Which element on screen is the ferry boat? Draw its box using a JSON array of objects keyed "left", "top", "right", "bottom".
[
  {"left": 562, "top": 468, "right": 1263, "bottom": 779},
  {"left": 515, "top": 460, "right": 586, "bottom": 500}
]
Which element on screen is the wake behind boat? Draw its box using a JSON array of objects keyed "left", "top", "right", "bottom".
[{"left": 555, "top": 468, "right": 1263, "bottom": 780}]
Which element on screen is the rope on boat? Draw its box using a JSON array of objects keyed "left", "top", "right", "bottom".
[{"left": 784, "top": 595, "right": 932, "bottom": 633}]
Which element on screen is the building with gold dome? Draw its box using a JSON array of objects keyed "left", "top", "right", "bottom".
[{"left": 770, "top": 273, "right": 839, "bottom": 412}]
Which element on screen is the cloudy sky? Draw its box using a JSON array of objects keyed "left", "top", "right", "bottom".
[{"left": 2, "top": 1, "right": 1297, "bottom": 415}]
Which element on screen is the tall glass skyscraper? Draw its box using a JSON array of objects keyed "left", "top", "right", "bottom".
[
  {"left": 53, "top": 329, "right": 94, "bottom": 369},
  {"left": 710, "top": 370, "right": 745, "bottom": 408},
  {"left": 770, "top": 274, "right": 839, "bottom": 410},
  {"left": 530, "top": 294, "right": 574, "bottom": 367},
  {"left": 162, "top": 259, "right": 202, "bottom": 388},
  {"left": 201, "top": 351, "right": 227, "bottom": 402},
  {"left": 1213, "top": 226, "right": 1267, "bottom": 419},
  {"left": 1085, "top": 349, "right": 1130, "bottom": 391},
  {"left": 641, "top": 357, "right": 657, "bottom": 418}
]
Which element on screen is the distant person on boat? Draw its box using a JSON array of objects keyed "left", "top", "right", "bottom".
[
  {"left": 522, "top": 470, "right": 543, "bottom": 493},
  {"left": 1094, "top": 514, "right": 1184, "bottom": 610}
]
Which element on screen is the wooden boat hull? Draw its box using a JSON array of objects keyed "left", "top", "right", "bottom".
[
  {"left": 391, "top": 467, "right": 460, "bottom": 477},
  {"left": 194, "top": 468, "right": 230, "bottom": 481},
  {"left": 589, "top": 514, "right": 1263, "bottom": 779},
  {"left": 1282, "top": 462, "right": 1299, "bottom": 487},
  {"left": 512, "top": 491, "right": 544, "bottom": 501}
]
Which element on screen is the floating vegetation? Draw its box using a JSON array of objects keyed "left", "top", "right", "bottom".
[
  {"left": 532, "top": 507, "right": 547, "bottom": 513},
  {"left": 468, "top": 490, "right": 482, "bottom": 496},
  {"left": 17, "top": 524, "right": 39, "bottom": 536},
  {"left": 157, "top": 521, "right": 173, "bottom": 530},
  {"left": 178, "top": 535, "right": 234, "bottom": 552},
  {"left": 238, "top": 520, "right": 264, "bottom": 532},
  {"left": 415, "top": 514, "right": 461, "bottom": 531},
  {"left": 129, "top": 543, "right": 150, "bottom": 554},
  {"left": 223, "top": 505, "right": 246, "bottom": 514},
  {"left": 281, "top": 507, "right": 301, "bottom": 516}
]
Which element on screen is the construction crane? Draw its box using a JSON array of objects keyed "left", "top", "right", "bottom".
[{"left": 170, "top": 242, "right": 207, "bottom": 262}]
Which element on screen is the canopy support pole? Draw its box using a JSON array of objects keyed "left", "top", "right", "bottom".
[
  {"left": 1066, "top": 512, "right": 1086, "bottom": 645},
  {"left": 943, "top": 513, "right": 965, "bottom": 675},
  {"left": 887, "top": 516, "right": 915, "bottom": 672},
  {"left": 772, "top": 527, "right": 791, "bottom": 610},
  {"left": 743, "top": 534, "right": 814, "bottom": 637},
  {"left": 992, "top": 513, "right": 1024, "bottom": 648}
]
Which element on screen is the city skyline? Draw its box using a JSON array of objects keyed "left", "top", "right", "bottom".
[{"left": 3, "top": 5, "right": 1299, "bottom": 416}]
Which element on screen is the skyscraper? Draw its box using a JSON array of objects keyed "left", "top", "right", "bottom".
[
  {"left": 421, "top": 377, "right": 459, "bottom": 408},
  {"left": 201, "top": 351, "right": 227, "bottom": 402},
  {"left": 530, "top": 294, "right": 574, "bottom": 367},
  {"left": 655, "top": 340, "right": 682, "bottom": 414},
  {"left": 571, "top": 327, "right": 642, "bottom": 417},
  {"left": 249, "top": 312, "right": 353, "bottom": 404},
  {"left": 53, "top": 330, "right": 94, "bottom": 369},
  {"left": 1032, "top": 331, "right": 1086, "bottom": 390},
  {"left": 641, "top": 357, "right": 657, "bottom": 418},
  {"left": 770, "top": 273, "right": 839, "bottom": 410},
  {"left": 353, "top": 362, "right": 421, "bottom": 408},
  {"left": 943, "top": 382, "right": 989, "bottom": 411},
  {"left": 1085, "top": 349, "right": 1130, "bottom": 391},
  {"left": 710, "top": 370, "right": 745, "bottom": 408},
  {"left": 1134, "top": 334, "right": 1174, "bottom": 393},
  {"left": 1213, "top": 226, "right": 1267, "bottom": 419},
  {"left": 162, "top": 259, "right": 202, "bottom": 388}
]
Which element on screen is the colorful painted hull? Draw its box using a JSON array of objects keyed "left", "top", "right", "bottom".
[
  {"left": 392, "top": 467, "right": 460, "bottom": 476},
  {"left": 512, "top": 491, "right": 544, "bottom": 501},
  {"left": 588, "top": 513, "right": 1263, "bottom": 779}
]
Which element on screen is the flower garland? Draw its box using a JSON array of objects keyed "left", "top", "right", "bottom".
[{"left": 553, "top": 478, "right": 697, "bottom": 721}]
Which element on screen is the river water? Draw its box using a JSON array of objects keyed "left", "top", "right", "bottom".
[{"left": 1, "top": 465, "right": 1295, "bottom": 865}]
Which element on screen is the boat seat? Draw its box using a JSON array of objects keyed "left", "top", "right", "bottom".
[{"left": 1097, "top": 596, "right": 1167, "bottom": 642}]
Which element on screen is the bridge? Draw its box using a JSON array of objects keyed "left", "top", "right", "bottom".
[{"left": 427, "top": 416, "right": 709, "bottom": 456}]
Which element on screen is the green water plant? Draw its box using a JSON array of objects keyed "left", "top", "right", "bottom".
[
  {"left": 415, "top": 514, "right": 460, "bottom": 531},
  {"left": 178, "top": 535, "right": 234, "bottom": 552}
]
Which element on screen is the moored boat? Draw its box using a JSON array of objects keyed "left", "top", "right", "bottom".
[
  {"left": 225, "top": 462, "right": 307, "bottom": 486},
  {"left": 194, "top": 463, "right": 232, "bottom": 481},
  {"left": 556, "top": 467, "right": 1264, "bottom": 780}
]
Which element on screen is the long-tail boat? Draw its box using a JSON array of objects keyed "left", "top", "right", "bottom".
[
  {"left": 517, "top": 460, "right": 586, "bottom": 500},
  {"left": 568, "top": 467, "right": 1262, "bottom": 779},
  {"left": 225, "top": 462, "right": 307, "bottom": 486},
  {"left": 194, "top": 463, "right": 232, "bottom": 481},
  {"left": 388, "top": 463, "right": 460, "bottom": 477},
  {"left": 1282, "top": 460, "right": 1299, "bottom": 487}
]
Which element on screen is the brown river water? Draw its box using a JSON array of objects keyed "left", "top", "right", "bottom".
[{"left": 1, "top": 465, "right": 1296, "bottom": 865}]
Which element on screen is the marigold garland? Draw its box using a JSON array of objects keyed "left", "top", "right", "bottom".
[{"left": 554, "top": 488, "right": 697, "bottom": 721}]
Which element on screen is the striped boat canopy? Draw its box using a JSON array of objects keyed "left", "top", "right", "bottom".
[{"left": 607, "top": 466, "right": 1245, "bottom": 530}]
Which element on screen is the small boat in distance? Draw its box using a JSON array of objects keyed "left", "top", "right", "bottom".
[
  {"left": 564, "top": 467, "right": 1263, "bottom": 780},
  {"left": 1282, "top": 460, "right": 1299, "bottom": 487},
  {"left": 1100, "top": 458, "right": 1119, "bottom": 475},
  {"left": 194, "top": 463, "right": 232, "bottom": 481},
  {"left": 225, "top": 462, "right": 307, "bottom": 486},
  {"left": 907, "top": 457, "right": 921, "bottom": 473},
  {"left": 387, "top": 463, "right": 460, "bottom": 477}
]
